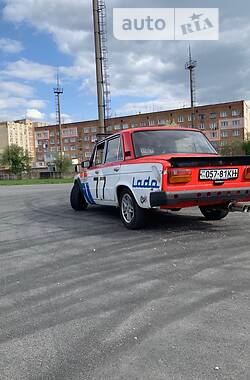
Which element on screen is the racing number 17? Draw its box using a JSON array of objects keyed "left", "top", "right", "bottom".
[{"left": 94, "top": 176, "right": 106, "bottom": 200}]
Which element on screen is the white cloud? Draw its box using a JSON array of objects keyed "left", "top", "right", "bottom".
[
  {"left": 0, "top": 81, "right": 33, "bottom": 97},
  {"left": 0, "top": 37, "right": 23, "bottom": 53},
  {"left": 115, "top": 95, "right": 189, "bottom": 117},
  {"left": 0, "top": 80, "right": 47, "bottom": 120},
  {"left": 49, "top": 112, "right": 73, "bottom": 124},
  {"left": 26, "top": 108, "right": 45, "bottom": 120},
  {"left": 2, "top": 59, "right": 56, "bottom": 83}
]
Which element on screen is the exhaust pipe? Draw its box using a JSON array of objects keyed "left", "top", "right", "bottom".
[{"left": 228, "top": 202, "right": 250, "bottom": 213}]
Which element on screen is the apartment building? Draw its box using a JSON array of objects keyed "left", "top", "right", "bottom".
[
  {"left": 0, "top": 119, "right": 40, "bottom": 162},
  {"left": 34, "top": 100, "right": 250, "bottom": 167}
]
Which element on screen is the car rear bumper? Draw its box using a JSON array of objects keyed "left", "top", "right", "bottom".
[{"left": 150, "top": 187, "right": 250, "bottom": 207}]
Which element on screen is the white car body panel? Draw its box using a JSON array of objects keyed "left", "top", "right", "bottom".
[{"left": 76, "top": 162, "right": 163, "bottom": 209}]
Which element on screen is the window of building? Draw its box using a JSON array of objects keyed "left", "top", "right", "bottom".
[
  {"left": 50, "top": 131, "right": 55, "bottom": 137},
  {"left": 83, "top": 144, "right": 90, "bottom": 149},
  {"left": 84, "top": 128, "right": 89, "bottom": 133},
  {"left": 91, "top": 127, "right": 97, "bottom": 133},
  {"left": 221, "top": 131, "right": 228, "bottom": 138},
  {"left": 232, "top": 109, "right": 240, "bottom": 117},
  {"left": 85, "top": 152, "right": 92, "bottom": 158},
  {"left": 84, "top": 136, "right": 90, "bottom": 142},
  {"left": 122, "top": 124, "right": 129, "bottom": 129},
  {"left": 221, "top": 121, "right": 228, "bottom": 127},
  {"left": 131, "top": 123, "right": 138, "bottom": 128},
  {"left": 198, "top": 123, "right": 205, "bottom": 130},
  {"left": 187, "top": 115, "right": 192, "bottom": 122},
  {"left": 140, "top": 121, "right": 147, "bottom": 127},
  {"left": 105, "top": 137, "right": 123, "bottom": 163},
  {"left": 157, "top": 119, "right": 166, "bottom": 125},
  {"left": 50, "top": 139, "right": 55, "bottom": 145},
  {"left": 91, "top": 135, "right": 97, "bottom": 142},
  {"left": 220, "top": 111, "right": 227, "bottom": 118},
  {"left": 233, "top": 130, "right": 240, "bottom": 137},
  {"left": 63, "top": 146, "right": 69, "bottom": 151},
  {"left": 210, "top": 112, "right": 217, "bottom": 119},
  {"left": 71, "top": 154, "right": 77, "bottom": 159},
  {"left": 62, "top": 128, "right": 78, "bottom": 137},
  {"left": 114, "top": 124, "right": 121, "bottom": 130},
  {"left": 64, "top": 138, "right": 69, "bottom": 143},
  {"left": 199, "top": 114, "right": 206, "bottom": 120},
  {"left": 220, "top": 141, "right": 227, "bottom": 147},
  {"left": 107, "top": 125, "right": 113, "bottom": 132},
  {"left": 71, "top": 146, "right": 77, "bottom": 151},
  {"left": 178, "top": 116, "right": 184, "bottom": 123},
  {"left": 232, "top": 120, "right": 241, "bottom": 126},
  {"left": 148, "top": 120, "right": 155, "bottom": 126},
  {"left": 70, "top": 137, "right": 76, "bottom": 142},
  {"left": 209, "top": 123, "right": 218, "bottom": 130},
  {"left": 210, "top": 132, "right": 218, "bottom": 139}
]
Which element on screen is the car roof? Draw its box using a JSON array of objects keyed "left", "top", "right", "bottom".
[
  {"left": 96, "top": 126, "right": 202, "bottom": 143},
  {"left": 122, "top": 126, "right": 201, "bottom": 134}
]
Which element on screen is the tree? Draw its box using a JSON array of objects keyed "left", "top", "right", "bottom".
[
  {"left": 221, "top": 140, "right": 245, "bottom": 156},
  {"left": 0, "top": 145, "right": 32, "bottom": 176},
  {"left": 54, "top": 154, "right": 72, "bottom": 174},
  {"left": 242, "top": 140, "right": 250, "bottom": 155}
]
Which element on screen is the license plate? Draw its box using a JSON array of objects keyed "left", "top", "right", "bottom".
[{"left": 199, "top": 168, "right": 239, "bottom": 181}]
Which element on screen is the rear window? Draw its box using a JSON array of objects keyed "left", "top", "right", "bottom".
[{"left": 132, "top": 130, "right": 217, "bottom": 157}]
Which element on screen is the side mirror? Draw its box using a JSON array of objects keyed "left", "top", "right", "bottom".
[{"left": 81, "top": 160, "right": 90, "bottom": 169}]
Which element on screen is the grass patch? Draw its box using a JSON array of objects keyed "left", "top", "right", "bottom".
[{"left": 0, "top": 178, "right": 73, "bottom": 186}]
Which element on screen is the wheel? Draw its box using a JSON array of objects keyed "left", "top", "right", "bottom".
[
  {"left": 119, "top": 189, "right": 146, "bottom": 229},
  {"left": 199, "top": 205, "right": 229, "bottom": 220},
  {"left": 70, "top": 182, "right": 88, "bottom": 211}
]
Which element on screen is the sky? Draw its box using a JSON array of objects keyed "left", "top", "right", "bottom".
[{"left": 0, "top": 0, "right": 250, "bottom": 123}]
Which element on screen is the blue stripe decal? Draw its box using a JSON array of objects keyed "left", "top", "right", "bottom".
[
  {"left": 85, "top": 183, "right": 96, "bottom": 204},
  {"left": 82, "top": 183, "right": 92, "bottom": 204},
  {"left": 77, "top": 178, "right": 96, "bottom": 205},
  {"left": 77, "top": 179, "right": 91, "bottom": 204}
]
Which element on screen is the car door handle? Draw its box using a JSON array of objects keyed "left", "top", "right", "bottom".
[
  {"left": 114, "top": 167, "right": 120, "bottom": 172},
  {"left": 95, "top": 170, "right": 99, "bottom": 174}
]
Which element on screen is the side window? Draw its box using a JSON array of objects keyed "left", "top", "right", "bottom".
[
  {"left": 105, "top": 137, "right": 123, "bottom": 163},
  {"left": 93, "top": 142, "right": 105, "bottom": 166}
]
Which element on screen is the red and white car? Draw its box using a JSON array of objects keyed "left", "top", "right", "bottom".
[{"left": 70, "top": 127, "right": 250, "bottom": 229}]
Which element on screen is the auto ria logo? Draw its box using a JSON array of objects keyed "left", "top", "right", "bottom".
[{"left": 113, "top": 8, "right": 219, "bottom": 40}]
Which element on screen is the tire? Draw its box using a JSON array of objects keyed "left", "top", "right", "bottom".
[
  {"left": 119, "top": 189, "right": 146, "bottom": 229},
  {"left": 199, "top": 205, "right": 229, "bottom": 220},
  {"left": 70, "top": 182, "right": 88, "bottom": 211}
]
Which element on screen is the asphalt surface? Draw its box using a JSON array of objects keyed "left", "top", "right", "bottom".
[{"left": 0, "top": 184, "right": 250, "bottom": 380}]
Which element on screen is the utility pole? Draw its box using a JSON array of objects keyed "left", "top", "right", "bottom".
[
  {"left": 92, "top": 0, "right": 105, "bottom": 134},
  {"left": 54, "top": 73, "right": 63, "bottom": 158},
  {"left": 185, "top": 46, "right": 197, "bottom": 128}
]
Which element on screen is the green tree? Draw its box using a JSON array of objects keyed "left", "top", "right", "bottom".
[
  {"left": 54, "top": 155, "right": 72, "bottom": 174},
  {"left": 242, "top": 140, "right": 250, "bottom": 155},
  {"left": 0, "top": 145, "right": 32, "bottom": 175},
  {"left": 221, "top": 140, "right": 245, "bottom": 156}
]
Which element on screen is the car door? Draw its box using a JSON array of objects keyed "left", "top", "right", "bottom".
[
  {"left": 101, "top": 136, "right": 123, "bottom": 202},
  {"left": 87, "top": 141, "right": 105, "bottom": 204}
]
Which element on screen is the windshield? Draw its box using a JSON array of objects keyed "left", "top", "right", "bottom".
[{"left": 132, "top": 130, "right": 217, "bottom": 157}]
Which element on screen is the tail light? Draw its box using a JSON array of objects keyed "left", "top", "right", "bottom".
[
  {"left": 244, "top": 166, "right": 250, "bottom": 180},
  {"left": 168, "top": 168, "right": 192, "bottom": 184}
]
